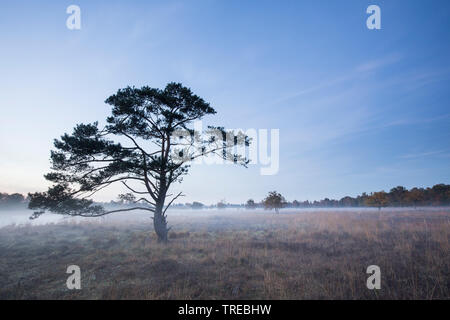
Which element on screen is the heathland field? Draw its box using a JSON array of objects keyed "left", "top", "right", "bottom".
[{"left": 0, "top": 208, "right": 449, "bottom": 299}]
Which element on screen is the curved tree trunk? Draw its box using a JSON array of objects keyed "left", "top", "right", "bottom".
[{"left": 153, "top": 203, "right": 169, "bottom": 242}]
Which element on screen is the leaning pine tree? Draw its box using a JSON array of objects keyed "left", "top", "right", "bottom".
[{"left": 28, "top": 83, "right": 249, "bottom": 242}]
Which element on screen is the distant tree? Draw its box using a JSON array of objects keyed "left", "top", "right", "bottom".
[
  {"left": 292, "top": 200, "right": 301, "bottom": 208},
  {"left": 429, "top": 184, "right": 450, "bottom": 205},
  {"left": 0, "top": 193, "right": 26, "bottom": 209},
  {"left": 245, "top": 199, "right": 256, "bottom": 209},
  {"left": 117, "top": 193, "right": 136, "bottom": 205},
  {"left": 302, "top": 200, "right": 311, "bottom": 208},
  {"left": 340, "top": 196, "right": 356, "bottom": 207},
  {"left": 27, "top": 83, "right": 249, "bottom": 242},
  {"left": 263, "top": 191, "right": 286, "bottom": 213},
  {"left": 217, "top": 200, "right": 227, "bottom": 209},
  {"left": 191, "top": 201, "right": 204, "bottom": 210},
  {"left": 321, "top": 198, "right": 338, "bottom": 207},
  {"left": 355, "top": 192, "right": 369, "bottom": 207},
  {"left": 389, "top": 186, "right": 407, "bottom": 206},
  {"left": 406, "top": 188, "right": 425, "bottom": 208},
  {"left": 365, "top": 191, "right": 389, "bottom": 210}
]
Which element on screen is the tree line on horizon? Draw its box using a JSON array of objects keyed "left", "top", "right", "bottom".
[
  {"left": 0, "top": 193, "right": 26, "bottom": 209},
  {"left": 176, "top": 184, "right": 450, "bottom": 210},
  {"left": 1, "top": 184, "right": 449, "bottom": 211},
  {"left": 253, "top": 184, "right": 450, "bottom": 210},
  {"left": 182, "top": 184, "right": 450, "bottom": 210}
]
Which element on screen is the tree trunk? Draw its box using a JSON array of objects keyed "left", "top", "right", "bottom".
[{"left": 153, "top": 203, "right": 169, "bottom": 243}]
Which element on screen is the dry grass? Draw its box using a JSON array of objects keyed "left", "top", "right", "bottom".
[{"left": 0, "top": 209, "right": 449, "bottom": 299}]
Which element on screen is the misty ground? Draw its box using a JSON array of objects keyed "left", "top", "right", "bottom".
[{"left": 0, "top": 208, "right": 449, "bottom": 299}]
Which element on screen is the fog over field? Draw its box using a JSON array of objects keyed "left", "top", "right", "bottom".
[
  {"left": 2, "top": 207, "right": 448, "bottom": 229},
  {"left": 1, "top": 208, "right": 449, "bottom": 299}
]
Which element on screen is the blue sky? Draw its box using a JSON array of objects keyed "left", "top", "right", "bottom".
[{"left": 0, "top": 0, "right": 449, "bottom": 204}]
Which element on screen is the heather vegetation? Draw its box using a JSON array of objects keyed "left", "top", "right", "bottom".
[{"left": 1, "top": 208, "right": 448, "bottom": 299}]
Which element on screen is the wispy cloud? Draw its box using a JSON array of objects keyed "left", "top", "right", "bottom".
[
  {"left": 399, "top": 150, "right": 449, "bottom": 159},
  {"left": 271, "top": 54, "right": 402, "bottom": 106},
  {"left": 355, "top": 54, "right": 402, "bottom": 73},
  {"left": 380, "top": 66, "right": 450, "bottom": 92},
  {"left": 384, "top": 113, "right": 450, "bottom": 128},
  {"left": 270, "top": 74, "right": 353, "bottom": 105}
]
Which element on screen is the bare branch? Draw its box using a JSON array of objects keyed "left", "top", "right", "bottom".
[
  {"left": 121, "top": 181, "right": 148, "bottom": 194},
  {"left": 63, "top": 207, "right": 156, "bottom": 218},
  {"left": 163, "top": 192, "right": 184, "bottom": 215}
]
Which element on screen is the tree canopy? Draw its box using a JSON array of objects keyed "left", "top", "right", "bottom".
[
  {"left": 263, "top": 191, "right": 286, "bottom": 213},
  {"left": 245, "top": 199, "right": 256, "bottom": 209},
  {"left": 365, "top": 191, "right": 389, "bottom": 210}
]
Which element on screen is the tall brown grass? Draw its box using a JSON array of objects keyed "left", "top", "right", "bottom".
[{"left": 0, "top": 209, "right": 448, "bottom": 299}]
